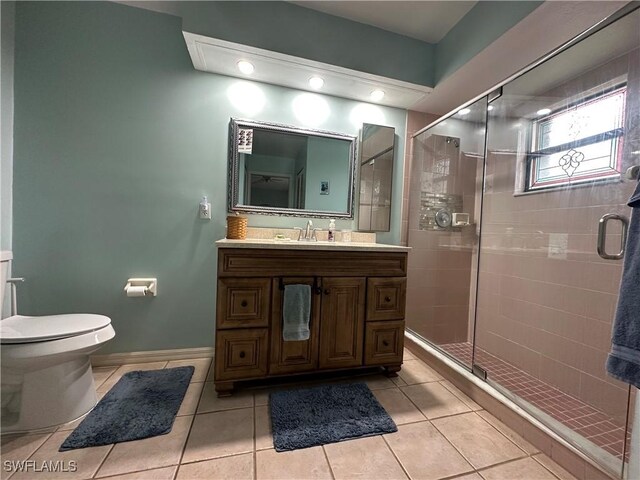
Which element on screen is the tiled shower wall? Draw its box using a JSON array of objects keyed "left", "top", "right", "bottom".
[{"left": 474, "top": 49, "right": 640, "bottom": 425}]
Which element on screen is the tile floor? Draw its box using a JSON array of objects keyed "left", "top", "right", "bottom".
[
  {"left": 440, "top": 342, "right": 631, "bottom": 461},
  {"left": 1, "top": 351, "right": 578, "bottom": 480}
]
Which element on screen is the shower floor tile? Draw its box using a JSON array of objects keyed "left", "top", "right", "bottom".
[{"left": 440, "top": 342, "right": 631, "bottom": 462}]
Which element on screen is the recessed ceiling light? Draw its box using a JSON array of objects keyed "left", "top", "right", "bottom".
[
  {"left": 237, "top": 60, "right": 254, "bottom": 75},
  {"left": 370, "top": 89, "right": 385, "bottom": 102},
  {"left": 458, "top": 108, "right": 471, "bottom": 116},
  {"left": 309, "top": 76, "right": 324, "bottom": 90},
  {"left": 487, "top": 105, "right": 494, "bottom": 111},
  {"left": 537, "top": 108, "right": 551, "bottom": 116}
]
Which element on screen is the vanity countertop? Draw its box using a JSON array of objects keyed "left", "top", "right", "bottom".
[{"left": 215, "top": 238, "right": 411, "bottom": 252}]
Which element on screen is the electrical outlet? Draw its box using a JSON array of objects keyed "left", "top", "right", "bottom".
[{"left": 199, "top": 202, "right": 211, "bottom": 220}]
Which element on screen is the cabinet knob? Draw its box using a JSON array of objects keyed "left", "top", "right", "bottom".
[
  {"left": 239, "top": 351, "right": 246, "bottom": 358},
  {"left": 382, "top": 340, "right": 389, "bottom": 347},
  {"left": 384, "top": 296, "right": 392, "bottom": 302},
  {"left": 240, "top": 300, "right": 248, "bottom": 307},
  {"left": 324, "top": 288, "right": 331, "bottom": 295}
]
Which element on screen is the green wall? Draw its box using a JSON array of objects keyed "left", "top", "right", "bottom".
[
  {"left": 160, "top": 1, "right": 436, "bottom": 87},
  {"left": 12, "top": 1, "right": 407, "bottom": 354},
  {"left": 304, "top": 136, "right": 352, "bottom": 212},
  {"left": 434, "top": 1, "right": 543, "bottom": 84}
]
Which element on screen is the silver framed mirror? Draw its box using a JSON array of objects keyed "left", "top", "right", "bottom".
[{"left": 228, "top": 118, "right": 357, "bottom": 218}]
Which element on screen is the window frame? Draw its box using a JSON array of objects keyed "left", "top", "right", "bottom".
[{"left": 524, "top": 84, "right": 626, "bottom": 192}]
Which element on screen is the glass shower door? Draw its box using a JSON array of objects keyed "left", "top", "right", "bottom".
[
  {"left": 472, "top": 8, "right": 639, "bottom": 476},
  {"left": 406, "top": 98, "right": 487, "bottom": 369}
]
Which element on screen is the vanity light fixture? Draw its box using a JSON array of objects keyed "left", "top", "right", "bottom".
[
  {"left": 237, "top": 60, "right": 255, "bottom": 75},
  {"left": 457, "top": 108, "right": 471, "bottom": 116},
  {"left": 370, "top": 89, "right": 385, "bottom": 102},
  {"left": 537, "top": 108, "right": 551, "bottom": 116},
  {"left": 309, "top": 76, "right": 324, "bottom": 90}
]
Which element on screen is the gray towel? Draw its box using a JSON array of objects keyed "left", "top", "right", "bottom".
[
  {"left": 283, "top": 284, "right": 311, "bottom": 341},
  {"left": 607, "top": 181, "right": 640, "bottom": 388}
]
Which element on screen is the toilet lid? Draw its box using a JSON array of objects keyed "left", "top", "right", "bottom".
[{"left": 0, "top": 314, "right": 112, "bottom": 344}]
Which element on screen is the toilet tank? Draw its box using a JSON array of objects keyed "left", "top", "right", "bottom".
[{"left": 0, "top": 251, "right": 12, "bottom": 316}]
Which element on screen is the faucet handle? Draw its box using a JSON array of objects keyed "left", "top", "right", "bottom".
[
  {"left": 293, "top": 227, "right": 303, "bottom": 241},
  {"left": 311, "top": 228, "right": 321, "bottom": 242}
]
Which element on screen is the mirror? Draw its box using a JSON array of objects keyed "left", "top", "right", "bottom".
[
  {"left": 358, "top": 124, "right": 396, "bottom": 231},
  {"left": 229, "top": 119, "right": 357, "bottom": 218}
]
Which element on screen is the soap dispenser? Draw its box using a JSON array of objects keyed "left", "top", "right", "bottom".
[{"left": 328, "top": 219, "right": 336, "bottom": 242}]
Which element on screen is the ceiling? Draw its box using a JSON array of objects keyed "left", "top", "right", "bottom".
[{"left": 290, "top": 1, "right": 477, "bottom": 43}]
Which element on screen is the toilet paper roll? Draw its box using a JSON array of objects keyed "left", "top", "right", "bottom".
[{"left": 126, "top": 286, "right": 147, "bottom": 297}]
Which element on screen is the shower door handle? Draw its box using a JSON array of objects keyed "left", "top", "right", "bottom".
[{"left": 597, "top": 213, "right": 629, "bottom": 260}]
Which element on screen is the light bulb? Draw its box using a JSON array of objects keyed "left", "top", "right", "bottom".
[{"left": 237, "top": 60, "right": 255, "bottom": 75}]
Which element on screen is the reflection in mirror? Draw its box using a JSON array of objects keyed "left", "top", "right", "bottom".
[
  {"left": 358, "top": 124, "right": 395, "bottom": 231},
  {"left": 229, "top": 119, "right": 357, "bottom": 218}
]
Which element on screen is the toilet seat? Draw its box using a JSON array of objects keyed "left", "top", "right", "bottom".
[{"left": 0, "top": 314, "right": 112, "bottom": 344}]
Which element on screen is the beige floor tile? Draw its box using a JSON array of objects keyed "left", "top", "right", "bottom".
[
  {"left": 373, "top": 388, "right": 426, "bottom": 425},
  {"left": 10, "top": 432, "right": 111, "bottom": 480},
  {"left": 532, "top": 454, "right": 577, "bottom": 480},
  {"left": 359, "top": 374, "right": 397, "bottom": 390},
  {"left": 56, "top": 415, "right": 86, "bottom": 433},
  {"left": 98, "top": 362, "right": 168, "bottom": 393},
  {"left": 255, "top": 405, "right": 274, "bottom": 450},
  {"left": 432, "top": 413, "right": 525, "bottom": 469},
  {"left": 196, "top": 382, "right": 254, "bottom": 414},
  {"left": 403, "top": 348, "right": 416, "bottom": 360},
  {"left": 390, "top": 375, "right": 408, "bottom": 387},
  {"left": 1, "top": 434, "right": 51, "bottom": 480},
  {"left": 176, "top": 453, "right": 253, "bottom": 480},
  {"left": 476, "top": 411, "right": 538, "bottom": 455},
  {"left": 401, "top": 383, "right": 471, "bottom": 419},
  {"left": 384, "top": 421, "right": 473, "bottom": 480},
  {"left": 166, "top": 358, "right": 212, "bottom": 383},
  {"left": 324, "top": 436, "right": 408, "bottom": 479},
  {"left": 254, "top": 390, "right": 270, "bottom": 407},
  {"left": 479, "top": 457, "right": 557, "bottom": 479},
  {"left": 450, "top": 474, "right": 482, "bottom": 480},
  {"left": 177, "top": 382, "right": 204, "bottom": 416},
  {"left": 398, "top": 360, "right": 442, "bottom": 385},
  {"left": 99, "top": 466, "right": 177, "bottom": 480},
  {"left": 439, "top": 381, "right": 482, "bottom": 411},
  {"left": 256, "top": 447, "right": 332, "bottom": 480},
  {"left": 95, "top": 415, "right": 192, "bottom": 477},
  {"left": 182, "top": 408, "right": 254, "bottom": 463},
  {"left": 92, "top": 366, "right": 118, "bottom": 389}
]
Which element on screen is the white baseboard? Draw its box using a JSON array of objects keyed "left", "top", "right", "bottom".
[{"left": 91, "top": 346, "right": 214, "bottom": 367}]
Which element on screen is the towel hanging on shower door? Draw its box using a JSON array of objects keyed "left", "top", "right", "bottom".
[{"left": 606, "top": 180, "right": 640, "bottom": 388}]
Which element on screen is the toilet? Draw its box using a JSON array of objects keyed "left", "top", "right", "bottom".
[{"left": 0, "top": 251, "right": 115, "bottom": 433}]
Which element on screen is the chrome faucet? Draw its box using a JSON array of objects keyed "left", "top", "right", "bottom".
[{"left": 294, "top": 220, "right": 319, "bottom": 241}]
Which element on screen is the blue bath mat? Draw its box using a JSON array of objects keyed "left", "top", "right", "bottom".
[
  {"left": 59, "top": 366, "right": 194, "bottom": 451},
  {"left": 270, "top": 382, "right": 397, "bottom": 451}
]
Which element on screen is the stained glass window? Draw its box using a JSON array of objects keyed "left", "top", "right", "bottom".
[{"left": 526, "top": 86, "right": 626, "bottom": 191}]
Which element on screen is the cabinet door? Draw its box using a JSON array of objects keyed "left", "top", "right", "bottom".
[
  {"left": 319, "top": 277, "right": 366, "bottom": 369},
  {"left": 270, "top": 277, "right": 321, "bottom": 374}
]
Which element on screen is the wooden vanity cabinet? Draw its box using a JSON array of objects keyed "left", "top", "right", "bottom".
[{"left": 214, "top": 248, "right": 408, "bottom": 395}]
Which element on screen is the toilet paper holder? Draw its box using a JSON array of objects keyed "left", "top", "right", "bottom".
[{"left": 124, "top": 278, "right": 157, "bottom": 297}]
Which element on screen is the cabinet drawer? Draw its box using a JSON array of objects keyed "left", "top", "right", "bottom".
[
  {"left": 217, "top": 278, "right": 271, "bottom": 329},
  {"left": 366, "top": 277, "right": 406, "bottom": 321},
  {"left": 364, "top": 320, "right": 404, "bottom": 366},
  {"left": 215, "top": 328, "right": 269, "bottom": 381}
]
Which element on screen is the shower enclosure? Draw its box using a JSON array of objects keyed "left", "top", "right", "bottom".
[{"left": 406, "top": 5, "right": 639, "bottom": 478}]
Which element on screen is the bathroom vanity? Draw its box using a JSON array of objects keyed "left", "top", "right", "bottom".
[{"left": 214, "top": 239, "right": 410, "bottom": 395}]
